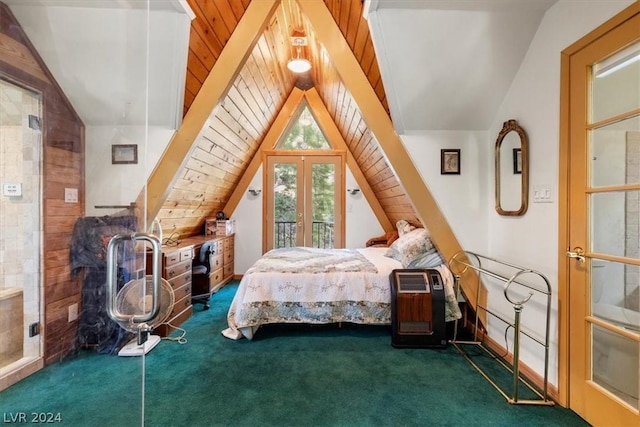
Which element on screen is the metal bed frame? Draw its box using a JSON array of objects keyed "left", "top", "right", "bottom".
[{"left": 449, "top": 250, "right": 555, "bottom": 406}]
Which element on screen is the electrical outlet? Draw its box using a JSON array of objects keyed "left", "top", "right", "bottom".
[
  {"left": 29, "top": 322, "right": 40, "bottom": 337},
  {"left": 68, "top": 303, "right": 78, "bottom": 322}
]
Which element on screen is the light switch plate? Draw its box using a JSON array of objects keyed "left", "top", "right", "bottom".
[
  {"left": 3, "top": 183, "right": 22, "bottom": 197},
  {"left": 64, "top": 188, "right": 78, "bottom": 203},
  {"left": 532, "top": 185, "right": 553, "bottom": 203}
]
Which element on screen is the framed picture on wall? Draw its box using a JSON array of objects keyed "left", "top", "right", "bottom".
[
  {"left": 112, "top": 144, "right": 138, "bottom": 164},
  {"left": 513, "top": 148, "right": 522, "bottom": 174},
  {"left": 441, "top": 149, "right": 460, "bottom": 175}
]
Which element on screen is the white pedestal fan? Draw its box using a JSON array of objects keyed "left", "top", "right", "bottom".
[
  {"left": 105, "top": 233, "right": 174, "bottom": 357},
  {"left": 115, "top": 275, "right": 175, "bottom": 356}
]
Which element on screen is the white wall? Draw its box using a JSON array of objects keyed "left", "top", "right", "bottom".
[
  {"left": 402, "top": 130, "right": 489, "bottom": 253},
  {"left": 484, "top": 0, "right": 635, "bottom": 385},
  {"left": 85, "top": 126, "right": 173, "bottom": 218}
]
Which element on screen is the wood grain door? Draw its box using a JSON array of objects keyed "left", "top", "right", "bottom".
[{"left": 563, "top": 5, "right": 640, "bottom": 425}]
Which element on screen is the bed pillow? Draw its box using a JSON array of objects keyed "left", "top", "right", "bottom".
[
  {"left": 407, "top": 251, "right": 443, "bottom": 269},
  {"left": 395, "top": 219, "right": 416, "bottom": 237},
  {"left": 384, "top": 228, "right": 435, "bottom": 267}
]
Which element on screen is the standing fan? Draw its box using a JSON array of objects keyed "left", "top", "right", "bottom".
[
  {"left": 106, "top": 232, "right": 173, "bottom": 357},
  {"left": 116, "top": 275, "right": 175, "bottom": 356}
]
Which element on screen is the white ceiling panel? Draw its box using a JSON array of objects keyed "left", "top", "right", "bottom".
[{"left": 366, "top": 0, "right": 558, "bottom": 131}]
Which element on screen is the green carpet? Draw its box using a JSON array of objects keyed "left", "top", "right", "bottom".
[{"left": 0, "top": 282, "right": 588, "bottom": 427}]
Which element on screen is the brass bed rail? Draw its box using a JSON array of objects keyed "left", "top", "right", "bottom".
[{"left": 449, "top": 250, "right": 554, "bottom": 406}]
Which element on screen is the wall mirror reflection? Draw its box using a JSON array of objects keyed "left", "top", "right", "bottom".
[{"left": 495, "top": 119, "right": 529, "bottom": 216}]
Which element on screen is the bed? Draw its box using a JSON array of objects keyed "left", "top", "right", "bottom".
[{"left": 222, "top": 223, "right": 461, "bottom": 340}]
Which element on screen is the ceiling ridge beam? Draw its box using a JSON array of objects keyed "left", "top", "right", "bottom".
[
  {"left": 303, "top": 87, "right": 393, "bottom": 231},
  {"left": 297, "top": 0, "right": 486, "bottom": 316},
  {"left": 142, "top": 0, "right": 280, "bottom": 224}
]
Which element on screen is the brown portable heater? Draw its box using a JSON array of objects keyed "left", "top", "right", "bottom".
[{"left": 389, "top": 269, "right": 447, "bottom": 348}]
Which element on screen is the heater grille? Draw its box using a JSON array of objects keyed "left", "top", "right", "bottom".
[
  {"left": 400, "top": 321, "right": 431, "bottom": 333},
  {"left": 397, "top": 272, "right": 430, "bottom": 293}
]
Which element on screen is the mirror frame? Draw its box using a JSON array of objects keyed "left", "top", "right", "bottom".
[{"left": 495, "top": 119, "right": 528, "bottom": 216}]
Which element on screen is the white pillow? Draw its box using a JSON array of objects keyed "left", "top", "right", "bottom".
[{"left": 384, "top": 228, "right": 435, "bottom": 267}]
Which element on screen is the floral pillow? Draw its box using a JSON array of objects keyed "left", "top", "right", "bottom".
[{"left": 384, "top": 227, "right": 435, "bottom": 267}]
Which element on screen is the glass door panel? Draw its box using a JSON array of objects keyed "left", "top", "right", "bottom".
[
  {"left": 0, "top": 1, "right": 183, "bottom": 424},
  {"left": 306, "top": 157, "right": 341, "bottom": 249},
  {"left": 269, "top": 157, "right": 304, "bottom": 248},
  {"left": 567, "top": 18, "right": 640, "bottom": 423},
  {"left": 587, "top": 41, "right": 640, "bottom": 409},
  {"left": 266, "top": 154, "right": 342, "bottom": 251},
  {"left": 591, "top": 43, "right": 640, "bottom": 122},
  {"left": 592, "top": 323, "right": 639, "bottom": 407},
  {"left": 0, "top": 80, "right": 42, "bottom": 386}
]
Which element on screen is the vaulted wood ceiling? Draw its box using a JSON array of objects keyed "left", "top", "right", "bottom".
[
  {"left": 149, "top": 0, "right": 417, "bottom": 238},
  {"left": 146, "top": 0, "right": 487, "bottom": 313}
]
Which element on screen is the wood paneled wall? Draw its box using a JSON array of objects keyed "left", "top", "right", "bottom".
[{"left": 0, "top": 3, "right": 84, "bottom": 365}]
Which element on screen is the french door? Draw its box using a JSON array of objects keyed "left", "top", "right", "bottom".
[
  {"left": 565, "top": 5, "right": 640, "bottom": 425},
  {"left": 264, "top": 153, "right": 344, "bottom": 251}
]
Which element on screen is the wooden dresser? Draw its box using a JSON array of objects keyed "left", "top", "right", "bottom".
[
  {"left": 145, "top": 234, "right": 234, "bottom": 327},
  {"left": 146, "top": 243, "right": 194, "bottom": 337},
  {"left": 191, "top": 234, "right": 235, "bottom": 300}
]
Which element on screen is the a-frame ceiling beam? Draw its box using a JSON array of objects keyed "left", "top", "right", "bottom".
[
  {"left": 223, "top": 87, "right": 306, "bottom": 216},
  {"left": 304, "top": 87, "right": 393, "bottom": 232},
  {"left": 224, "top": 85, "right": 395, "bottom": 236},
  {"left": 297, "top": 0, "right": 486, "bottom": 313},
  {"left": 142, "top": 0, "right": 280, "bottom": 224}
]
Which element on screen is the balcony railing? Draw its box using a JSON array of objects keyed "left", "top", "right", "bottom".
[{"left": 274, "top": 221, "right": 334, "bottom": 249}]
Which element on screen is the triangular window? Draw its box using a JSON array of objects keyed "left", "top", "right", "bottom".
[{"left": 276, "top": 103, "right": 331, "bottom": 150}]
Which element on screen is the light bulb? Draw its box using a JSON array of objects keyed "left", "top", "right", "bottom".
[{"left": 287, "top": 58, "right": 311, "bottom": 73}]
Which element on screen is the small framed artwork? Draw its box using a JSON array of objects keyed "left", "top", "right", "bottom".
[
  {"left": 112, "top": 144, "right": 138, "bottom": 164},
  {"left": 513, "top": 148, "right": 522, "bottom": 174},
  {"left": 441, "top": 149, "right": 461, "bottom": 175}
]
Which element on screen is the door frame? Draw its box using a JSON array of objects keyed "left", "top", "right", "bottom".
[
  {"left": 558, "top": 0, "right": 640, "bottom": 417},
  {"left": 263, "top": 150, "right": 345, "bottom": 253}
]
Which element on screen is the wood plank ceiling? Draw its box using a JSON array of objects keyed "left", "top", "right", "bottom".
[{"left": 154, "top": 0, "right": 418, "bottom": 239}]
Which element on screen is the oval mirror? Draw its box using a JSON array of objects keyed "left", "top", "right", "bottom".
[{"left": 495, "top": 119, "right": 528, "bottom": 216}]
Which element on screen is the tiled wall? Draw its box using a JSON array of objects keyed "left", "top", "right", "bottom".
[{"left": 0, "top": 81, "right": 42, "bottom": 363}]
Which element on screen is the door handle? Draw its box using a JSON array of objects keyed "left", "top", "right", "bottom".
[
  {"left": 106, "top": 232, "right": 162, "bottom": 325},
  {"left": 566, "top": 247, "right": 586, "bottom": 263}
]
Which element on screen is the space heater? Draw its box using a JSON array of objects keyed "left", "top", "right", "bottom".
[{"left": 390, "top": 269, "right": 447, "bottom": 348}]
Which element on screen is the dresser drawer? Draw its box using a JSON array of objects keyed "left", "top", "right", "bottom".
[
  {"left": 210, "top": 267, "right": 224, "bottom": 289},
  {"left": 224, "top": 250, "right": 234, "bottom": 264},
  {"left": 164, "top": 247, "right": 193, "bottom": 266},
  {"left": 180, "top": 247, "right": 194, "bottom": 262},
  {"left": 172, "top": 282, "right": 192, "bottom": 305},
  {"left": 210, "top": 253, "right": 223, "bottom": 271},
  {"left": 168, "top": 289, "right": 192, "bottom": 319},
  {"left": 164, "top": 258, "right": 191, "bottom": 279},
  {"left": 167, "top": 270, "right": 191, "bottom": 290},
  {"left": 223, "top": 263, "right": 233, "bottom": 279}
]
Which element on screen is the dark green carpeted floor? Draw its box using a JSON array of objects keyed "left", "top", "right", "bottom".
[{"left": 1, "top": 282, "right": 588, "bottom": 426}]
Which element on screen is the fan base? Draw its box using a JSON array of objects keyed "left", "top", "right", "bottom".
[{"left": 117, "top": 335, "right": 162, "bottom": 357}]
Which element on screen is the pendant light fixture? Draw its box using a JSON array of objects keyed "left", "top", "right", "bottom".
[{"left": 287, "top": 34, "right": 311, "bottom": 73}]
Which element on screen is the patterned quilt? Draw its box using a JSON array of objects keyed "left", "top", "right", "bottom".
[{"left": 222, "top": 247, "right": 461, "bottom": 340}]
